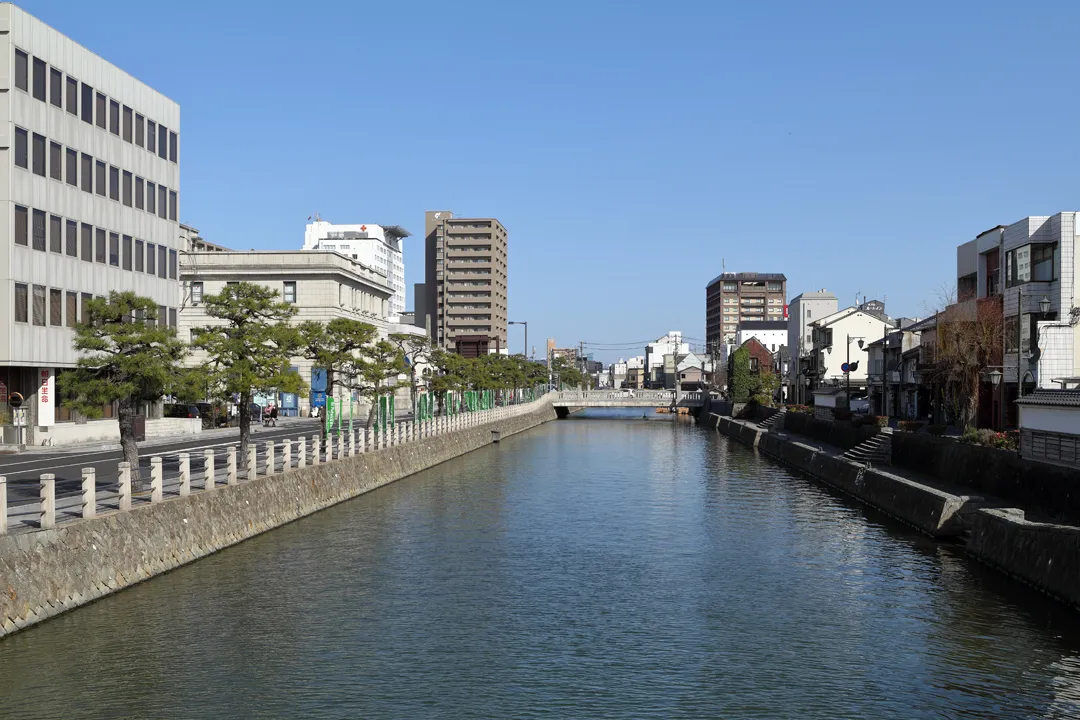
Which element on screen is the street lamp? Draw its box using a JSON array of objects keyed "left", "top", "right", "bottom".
[
  {"left": 846, "top": 334, "right": 866, "bottom": 410},
  {"left": 1040, "top": 296, "right": 1051, "bottom": 315},
  {"left": 508, "top": 321, "right": 528, "bottom": 359}
]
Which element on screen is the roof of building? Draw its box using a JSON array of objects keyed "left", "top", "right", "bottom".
[
  {"left": 1016, "top": 389, "right": 1080, "bottom": 408},
  {"left": 905, "top": 314, "right": 940, "bottom": 332},
  {"left": 790, "top": 289, "right": 837, "bottom": 301},
  {"left": 737, "top": 320, "right": 787, "bottom": 331},
  {"left": 706, "top": 272, "right": 787, "bottom": 288}
]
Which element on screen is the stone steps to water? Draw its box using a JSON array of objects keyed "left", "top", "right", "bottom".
[
  {"left": 758, "top": 411, "right": 784, "bottom": 430},
  {"left": 841, "top": 432, "right": 892, "bottom": 466}
]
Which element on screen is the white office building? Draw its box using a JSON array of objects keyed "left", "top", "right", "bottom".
[
  {"left": 787, "top": 289, "right": 838, "bottom": 403},
  {"left": 303, "top": 220, "right": 409, "bottom": 318},
  {"left": 1, "top": 5, "right": 182, "bottom": 445}
]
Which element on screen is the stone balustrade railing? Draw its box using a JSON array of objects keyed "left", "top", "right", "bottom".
[
  {"left": 553, "top": 390, "right": 705, "bottom": 403},
  {"left": 0, "top": 394, "right": 549, "bottom": 536}
]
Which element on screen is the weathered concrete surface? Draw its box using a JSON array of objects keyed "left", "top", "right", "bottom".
[
  {"left": 0, "top": 400, "right": 557, "bottom": 639},
  {"left": 715, "top": 416, "right": 977, "bottom": 538},
  {"left": 968, "top": 509, "right": 1080, "bottom": 609}
]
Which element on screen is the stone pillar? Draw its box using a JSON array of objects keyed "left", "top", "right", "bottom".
[
  {"left": 0, "top": 475, "right": 6, "bottom": 535},
  {"left": 178, "top": 453, "right": 190, "bottom": 497},
  {"left": 81, "top": 468, "right": 96, "bottom": 519},
  {"left": 339, "top": 432, "right": 346, "bottom": 459},
  {"left": 204, "top": 448, "right": 216, "bottom": 490},
  {"left": 118, "top": 462, "right": 132, "bottom": 511},
  {"left": 298, "top": 437, "right": 307, "bottom": 468},
  {"left": 150, "top": 457, "right": 163, "bottom": 503},
  {"left": 265, "top": 441, "right": 275, "bottom": 476},
  {"left": 361, "top": 428, "right": 368, "bottom": 453},
  {"left": 248, "top": 446, "right": 258, "bottom": 481},
  {"left": 283, "top": 439, "right": 293, "bottom": 470},
  {"left": 312, "top": 435, "right": 321, "bottom": 465},
  {"left": 39, "top": 473, "right": 55, "bottom": 529},
  {"left": 227, "top": 447, "right": 238, "bottom": 485}
]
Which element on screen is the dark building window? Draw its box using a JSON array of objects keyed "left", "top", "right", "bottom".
[
  {"left": 14, "top": 49, "right": 28, "bottom": 92},
  {"left": 169, "top": 131, "right": 178, "bottom": 163},
  {"left": 81, "top": 293, "right": 92, "bottom": 324},
  {"left": 158, "top": 185, "right": 167, "bottom": 219},
  {"left": 81, "top": 223, "right": 92, "bottom": 261},
  {"left": 81, "top": 83, "right": 93, "bottom": 123},
  {"left": 135, "top": 177, "right": 144, "bottom": 209},
  {"left": 66, "top": 76, "right": 77, "bottom": 114},
  {"left": 147, "top": 120, "right": 156, "bottom": 153},
  {"left": 14, "top": 205, "right": 28, "bottom": 246},
  {"left": 14, "top": 127, "right": 27, "bottom": 168},
  {"left": 122, "top": 235, "right": 132, "bottom": 270},
  {"left": 146, "top": 243, "right": 156, "bottom": 275},
  {"left": 95, "top": 228, "right": 106, "bottom": 263},
  {"left": 135, "top": 113, "right": 144, "bottom": 147},
  {"left": 109, "top": 232, "right": 120, "bottom": 267},
  {"left": 169, "top": 307, "right": 177, "bottom": 328},
  {"left": 122, "top": 105, "right": 133, "bottom": 141},
  {"left": 95, "top": 160, "right": 106, "bottom": 196},
  {"left": 32, "top": 133, "right": 45, "bottom": 176},
  {"left": 147, "top": 181, "right": 156, "bottom": 214},
  {"left": 49, "top": 67, "right": 62, "bottom": 107},
  {"left": 158, "top": 124, "right": 168, "bottom": 160},
  {"left": 32, "top": 285, "right": 46, "bottom": 326},
  {"left": 50, "top": 214, "right": 62, "bottom": 253},
  {"left": 109, "top": 166, "right": 119, "bottom": 201},
  {"left": 81, "top": 154, "right": 92, "bottom": 193},
  {"left": 135, "top": 239, "right": 145, "bottom": 272},
  {"left": 49, "top": 141, "right": 62, "bottom": 180},
  {"left": 158, "top": 245, "right": 167, "bottom": 279},
  {"left": 95, "top": 92, "right": 106, "bottom": 129},
  {"left": 66, "top": 147, "right": 77, "bottom": 185},
  {"left": 169, "top": 249, "right": 177, "bottom": 279},
  {"left": 283, "top": 282, "right": 296, "bottom": 303},
  {"left": 122, "top": 171, "right": 132, "bottom": 206},
  {"left": 32, "top": 209, "right": 46, "bottom": 251},
  {"left": 66, "top": 292, "right": 78, "bottom": 328},
  {"left": 50, "top": 288, "right": 62, "bottom": 326},
  {"left": 169, "top": 190, "right": 177, "bottom": 221},
  {"left": 14, "top": 284, "right": 28, "bottom": 323},
  {"left": 32, "top": 57, "right": 46, "bottom": 101},
  {"left": 66, "top": 219, "right": 77, "bottom": 257},
  {"left": 109, "top": 99, "right": 119, "bottom": 135}
]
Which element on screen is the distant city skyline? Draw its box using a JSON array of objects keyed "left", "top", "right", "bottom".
[{"left": 22, "top": 0, "right": 1080, "bottom": 362}]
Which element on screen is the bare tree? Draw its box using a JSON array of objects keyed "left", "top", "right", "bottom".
[{"left": 928, "top": 293, "right": 1003, "bottom": 429}]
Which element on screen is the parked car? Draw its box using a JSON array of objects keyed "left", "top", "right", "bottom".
[
  {"left": 195, "top": 403, "right": 229, "bottom": 428},
  {"left": 163, "top": 404, "right": 199, "bottom": 419},
  {"left": 850, "top": 398, "right": 871, "bottom": 414}
]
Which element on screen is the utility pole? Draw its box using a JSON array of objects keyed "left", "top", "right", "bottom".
[{"left": 579, "top": 341, "right": 586, "bottom": 390}]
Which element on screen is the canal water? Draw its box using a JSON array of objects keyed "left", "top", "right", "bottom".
[{"left": 2, "top": 410, "right": 1080, "bottom": 719}]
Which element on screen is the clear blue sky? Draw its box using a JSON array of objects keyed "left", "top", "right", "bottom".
[{"left": 25, "top": 0, "right": 1080, "bottom": 361}]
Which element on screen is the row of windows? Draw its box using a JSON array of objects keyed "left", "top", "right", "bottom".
[
  {"left": 14, "top": 204, "right": 178, "bottom": 278},
  {"left": 191, "top": 281, "right": 296, "bottom": 304},
  {"left": 14, "top": 127, "right": 178, "bottom": 221},
  {"left": 13, "top": 283, "right": 178, "bottom": 328},
  {"left": 14, "top": 48, "right": 178, "bottom": 163}
]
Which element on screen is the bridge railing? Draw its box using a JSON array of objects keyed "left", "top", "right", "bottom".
[{"left": 554, "top": 390, "right": 677, "bottom": 401}]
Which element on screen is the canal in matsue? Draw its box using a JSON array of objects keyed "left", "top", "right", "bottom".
[{"left": 2, "top": 409, "right": 1080, "bottom": 719}]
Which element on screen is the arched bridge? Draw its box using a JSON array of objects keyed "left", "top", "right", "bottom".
[{"left": 552, "top": 390, "right": 706, "bottom": 411}]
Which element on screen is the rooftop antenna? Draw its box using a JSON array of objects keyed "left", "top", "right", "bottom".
[
  {"left": 722, "top": 258, "right": 726, "bottom": 272},
  {"left": 855, "top": 290, "right": 861, "bottom": 307}
]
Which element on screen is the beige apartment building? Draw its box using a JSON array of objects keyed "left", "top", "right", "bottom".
[
  {"left": 705, "top": 272, "right": 787, "bottom": 350},
  {"left": 416, "top": 211, "right": 508, "bottom": 355}
]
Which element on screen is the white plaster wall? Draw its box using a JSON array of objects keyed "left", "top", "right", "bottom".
[{"left": 1019, "top": 405, "right": 1080, "bottom": 434}]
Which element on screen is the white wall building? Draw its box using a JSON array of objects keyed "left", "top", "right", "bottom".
[
  {"left": 0, "top": 5, "right": 182, "bottom": 446},
  {"left": 645, "top": 331, "right": 689, "bottom": 387},
  {"left": 808, "top": 304, "right": 896, "bottom": 391},
  {"left": 735, "top": 320, "right": 787, "bottom": 354},
  {"left": 303, "top": 220, "right": 409, "bottom": 318}
]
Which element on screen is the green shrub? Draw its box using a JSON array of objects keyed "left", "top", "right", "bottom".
[
  {"left": 874, "top": 415, "right": 889, "bottom": 428},
  {"left": 961, "top": 427, "right": 980, "bottom": 444}
]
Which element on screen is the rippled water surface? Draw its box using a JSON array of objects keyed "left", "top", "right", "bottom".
[{"left": 3, "top": 411, "right": 1080, "bottom": 719}]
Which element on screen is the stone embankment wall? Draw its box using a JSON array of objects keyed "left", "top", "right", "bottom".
[
  {"left": 0, "top": 400, "right": 557, "bottom": 639},
  {"left": 703, "top": 408, "right": 1080, "bottom": 609}
]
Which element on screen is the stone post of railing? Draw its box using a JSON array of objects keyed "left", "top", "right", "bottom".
[
  {"left": 150, "top": 457, "right": 163, "bottom": 503},
  {"left": 39, "top": 473, "right": 56, "bottom": 530},
  {"left": 283, "top": 439, "right": 292, "bottom": 471},
  {"left": 0, "top": 475, "right": 6, "bottom": 535},
  {"left": 178, "top": 453, "right": 190, "bottom": 497},
  {"left": 265, "top": 441, "right": 275, "bottom": 476},
  {"left": 312, "top": 435, "right": 321, "bottom": 465},
  {"left": 81, "top": 468, "right": 96, "bottom": 519},
  {"left": 204, "top": 449, "right": 216, "bottom": 490},
  {"left": 346, "top": 431, "right": 353, "bottom": 457},
  {"left": 298, "top": 437, "right": 307, "bottom": 468},
  {"left": 227, "top": 447, "right": 238, "bottom": 485},
  {"left": 118, "top": 462, "right": 132, "bottom": 511},
  {"left": 248, "top": 446, "right": 258, "bottom": 481},
  {"left": 339, "top": 432, "right": 346, "bottom": 459}
]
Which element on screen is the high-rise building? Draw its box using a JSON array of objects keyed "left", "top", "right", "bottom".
[
  {"left": 705, "top": 272, "right": 787, "bottom": 350},
  {"left": 0, "top": 4, "right": 182, "bottom": 445},
  {"left": 302, "top": 220, "right": 409, "bottom": 318},
  {"left": 417, "top": 211, "right": 508, "bottom": 353}
]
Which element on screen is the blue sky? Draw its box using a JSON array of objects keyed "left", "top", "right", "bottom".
[{"left": 25, "top": 1, "right": 1080, "bottom": 361}]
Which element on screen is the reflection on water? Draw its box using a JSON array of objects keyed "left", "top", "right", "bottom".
[{"left": 1, "top": 409, "right": 1079, "bottom": 719}]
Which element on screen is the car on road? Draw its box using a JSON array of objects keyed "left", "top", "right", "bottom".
[{"left": 163, "top": 404, "right": 200, "bottom": 419}]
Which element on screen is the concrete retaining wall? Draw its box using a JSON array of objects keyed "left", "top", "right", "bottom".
[
  {"left": 145, "top": 418, "right": 202, "bottom": 437},
  {"left": 968, "top": 509, "right": 1080, "bottom": 608},
  {"left": 0, "top": 400, "right": 557, "bottom": 639}
]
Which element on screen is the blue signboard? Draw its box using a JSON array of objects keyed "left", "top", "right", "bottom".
[
  {"left": 311, "top": 368, "right": 327, "bottom": 392},
  {"left": 311, "top": 391, "right": 327, "bottom": 408}
]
